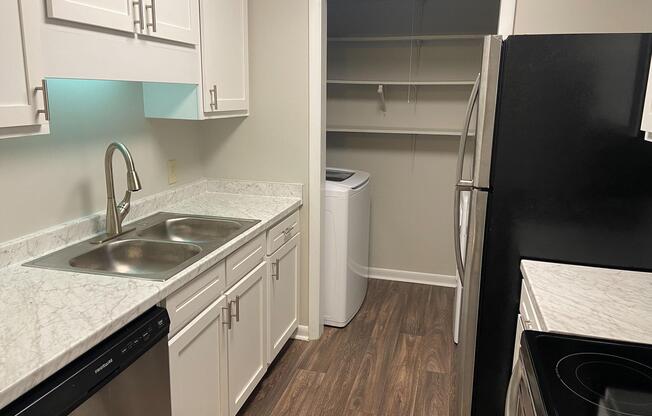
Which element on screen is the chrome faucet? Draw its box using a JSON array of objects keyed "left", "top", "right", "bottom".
[{"left": 93, "top": 142, "right": 142, "bottom": 244}]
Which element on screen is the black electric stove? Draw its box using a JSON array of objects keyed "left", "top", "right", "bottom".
[{"left": 522, "top": 331, "right": 652, "bottom": 416}]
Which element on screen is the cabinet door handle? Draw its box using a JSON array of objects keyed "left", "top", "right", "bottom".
[
  {"left": 35, "top": 80, "right": 50, "bottom": 121},
  {"left": 272, "top": 260, "right": 280, "bottom": 280},
  {"left": 210, "top": 85, "right": 218, "bottom": 110},
  {"left": 133, "top": 0, "right": 144, "bottom": 32},
  {"left": 231, "top": 296, "right": 240, "bottom": 322},
  {"left": 146, "top": 0, "right": 157, "bottom": 32},
  {"left": 222, "top": 304, "right": 232, "bottom": 330}
]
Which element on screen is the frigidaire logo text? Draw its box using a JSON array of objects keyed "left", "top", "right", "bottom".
[{"left": 94, "top": 358, "right": 113, "bottom": 374}]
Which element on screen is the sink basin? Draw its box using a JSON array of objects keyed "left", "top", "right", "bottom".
[
  {"left": 138, "top": 217, "right": 253, "bottom": 243},
  {"left": 69, "top": 239, "right": 201, "bottom": 275},
  {"left": 24, "top": 212, "right": 261, "bottom": 281}
]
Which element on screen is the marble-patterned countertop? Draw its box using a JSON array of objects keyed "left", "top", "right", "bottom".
[
  {"left": 0, "top": 181, "right": 301, "bottom": 409},
  {"left": 520, "top": 260, "right": 652, "bottom": 345}
]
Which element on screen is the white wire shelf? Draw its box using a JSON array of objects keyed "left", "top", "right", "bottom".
[
  {"left": 327, "top": 80, "right": 476, "bottom": 86},
  {"left": 327, "top": 35, "right": 485, "bottom": 42},
  {"left": 326, "top": 126, "right": 475, "bottom": 136}
]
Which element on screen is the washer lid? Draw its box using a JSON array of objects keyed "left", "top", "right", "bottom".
[{"left": 325, "top": 167, "right": 370, "bottom": 190}]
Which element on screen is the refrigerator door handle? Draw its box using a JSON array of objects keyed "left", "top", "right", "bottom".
[
  {"left": 454, "top": 73, "right": 481, "bottom": 279},
  {"left": 456, "top": 73, "right": 481, "bottom": 188},
  {"left": 454, "top": 185, "right": 466, "bottom": 278}
]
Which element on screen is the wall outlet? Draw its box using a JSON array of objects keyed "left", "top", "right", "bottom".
[{"left": 168, "top": 159, "right": 177, "bottom": 185}]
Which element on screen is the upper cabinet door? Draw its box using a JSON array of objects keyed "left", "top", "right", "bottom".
[
  {"left": 0, "top": 1, "right": 48, "bottom": 132},
  {"left": 201, "top": 0, "right": 249, "bottom": 114},
  {"left": 46, "top": 0, "right": 136, "bottom": 32},
  {"left": 142, "top": 0, "right": 199, "bottom": 45}
]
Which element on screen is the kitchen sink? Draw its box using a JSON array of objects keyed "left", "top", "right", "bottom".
[
  {"left": 138, "top": 217, "right": 251, "bottom": 243},
  {"left": 69, "top": 239, "right": 202, "bottom": 275},
  {"left": 24, "top": 212, "right": 260, "bottom": 281}
]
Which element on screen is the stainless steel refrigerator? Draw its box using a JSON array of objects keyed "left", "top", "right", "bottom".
[{"left": 452, "top": 34, "right": 652, "bottom": 415}]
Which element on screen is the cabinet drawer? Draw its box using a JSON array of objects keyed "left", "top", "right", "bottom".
[
  {"left": 165, "top": 260, "right": 226, "bottom": 337},
  {"left": 267, "top": 211, "right": 299, "bottom": 255},
  {"left": 519, "top": 280, "right": 541, "bottom": 331},
  {"left": 227, "top": 233, "right": 266, "bottom": 288}
]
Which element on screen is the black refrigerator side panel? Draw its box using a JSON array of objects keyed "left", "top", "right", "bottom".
[{"left": 471, "top": 34, "right": 652, "bottom": 416}]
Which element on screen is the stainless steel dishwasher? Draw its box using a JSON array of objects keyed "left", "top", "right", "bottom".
[{"left": 1, "top": 307, "right": 171, "bottom": 416}]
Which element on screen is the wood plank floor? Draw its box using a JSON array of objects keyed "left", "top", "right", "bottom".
[{"left": 238, "top": 279, "right": 456, "bottom": 416}]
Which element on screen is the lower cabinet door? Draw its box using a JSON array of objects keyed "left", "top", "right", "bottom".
[
  {"left": 168, "top": 296, "right": 228, "bottom": 416},
  {"left": 226, "top": 261, "right": 267, "bottom": 416},
  {"left": 267, "top": 233, "right": 299, "bottom": 363}
]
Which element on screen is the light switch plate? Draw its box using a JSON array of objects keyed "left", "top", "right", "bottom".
[{"left": 168, "top": 160, "right": 177, "bottom": 185}]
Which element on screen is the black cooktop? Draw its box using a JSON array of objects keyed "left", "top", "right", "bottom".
[{"left": 522, "top": 331, "right": 652, "bottom": 416}]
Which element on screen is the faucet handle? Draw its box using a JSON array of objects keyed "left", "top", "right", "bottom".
[{"left": 117, "top": 191, "right": 132, "bottom": 222}]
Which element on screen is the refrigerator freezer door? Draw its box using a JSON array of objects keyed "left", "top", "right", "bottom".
[{"left": 454, "top": 188, "right": 489, "bottom": 416}]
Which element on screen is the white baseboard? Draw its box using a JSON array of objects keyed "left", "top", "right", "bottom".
[
  {"left": 292, "top": 325, "right": 310, "bottom": 341},
  {"left": 368, "top": 267, "right": 457, "bottom": 288}
]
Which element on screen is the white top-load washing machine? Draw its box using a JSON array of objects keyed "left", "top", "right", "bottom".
[{"left": 323, "top": 167, "right": 371, "bottom": 327}]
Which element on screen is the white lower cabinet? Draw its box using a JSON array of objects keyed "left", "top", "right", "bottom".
[
  {"left": 169, "top": 296, "right": 228, "bottom": 416},
  {"left": 167, "top": 220, "right": 299, "bottom": 416},
  {"left": 266, "top": 233, "right": 299, "bottom": 363},
  {"left": 225, "top": 261, "right": 268, "bottom": 416}
]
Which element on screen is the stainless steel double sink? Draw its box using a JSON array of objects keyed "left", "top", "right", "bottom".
[{"left": 25, "top": 212, "right": 260, "bottom": 281}]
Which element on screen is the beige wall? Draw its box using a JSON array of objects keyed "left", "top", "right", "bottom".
[
  {"left": 327, "top": 133, "right": 458, "bottom": 277},
  {"left": 0, "top": 79, "right": 203, "bottom": 243},
  {"left": 504, "top": 0, "right": 652, "bottom": 34},
  {"left": 200, "top": 0, "right": 311, "bottom": 323}
]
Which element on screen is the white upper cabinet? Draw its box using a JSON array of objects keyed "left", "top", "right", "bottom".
[
  {"left": 200, "top": 0, "right": 249, "bottom": 115},
  {"left": 643, "top": 58, "right": 652, "bottom": 141},
  {"left": 141, "top": 0, "right": 199, "bottom": 45},
  {"left": 45, "top": 0, "right": 198, "bottom": 45},
  {"left": 0, "top": 0, "right": 49, "bottom": 139},
  {"left": 45, "top": 0, "right": 136, "bottom": 33}
]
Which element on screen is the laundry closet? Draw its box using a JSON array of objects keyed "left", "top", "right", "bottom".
[{"left": 325, "top": 0, "right": 500, "bottom": 286}]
